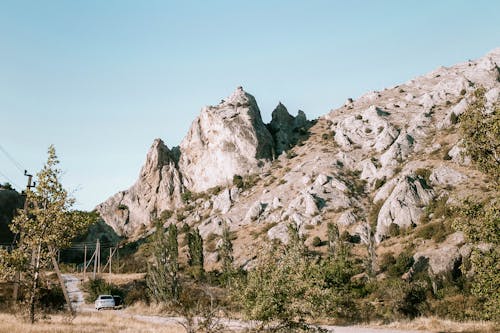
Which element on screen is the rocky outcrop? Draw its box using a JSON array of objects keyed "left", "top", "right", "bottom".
[
  {"left": 375, "top": 174, "right": 434, "bottom": 242},
  {"left": 268, "top": 103, "right": 310, "bottom": 155},
  {"left": 95, "top": 48, "right": 499, "bottom": 273},
  {"left": 96, "top": 139, "right": 183, "bottom": 236},
  {"left": 179, "top": 87, "right": 275, "bottom": 192},
  {"left": 411, "top": 232, "right": 466, "bottom": 277}
]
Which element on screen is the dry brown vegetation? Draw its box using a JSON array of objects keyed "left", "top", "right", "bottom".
[
  {"left": 379, "top": 316, "right": 498, "bottom": 333},
  {"left": 0, "top": 312, "right": 183, "bottom": 333}
]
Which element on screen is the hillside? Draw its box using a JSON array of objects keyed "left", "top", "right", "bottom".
[
  {"left": 96, "top": 48, "right": 499, "bottom": 276},
  {"left": 0, "top": 185, "right": 23, "bottom": 245}
]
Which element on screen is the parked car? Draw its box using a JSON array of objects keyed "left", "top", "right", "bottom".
[
  {"left": 112, "top": 295, "right": 123, "bottom": 309},
  {"left": 95, "top": 295, "right": 115, "bottom": 310}
]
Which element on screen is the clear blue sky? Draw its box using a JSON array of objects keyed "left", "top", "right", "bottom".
[{"left": 1, "top": 0, "right": 499, "bottom": 210}]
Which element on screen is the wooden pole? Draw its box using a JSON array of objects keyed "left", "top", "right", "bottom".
[
  {"left": 49, "top": 246, "right": 74, "bottom": 317},
  {"left": 93, "top": 241, "right": 97, "bottom": 279},
  {"left": 83, "top": 245, "right": 87, "bottom": 281},
  {"left": 97, "top": 239, "right": 100, "bottom": 274},
  {"left": 13, "top": 171, "right": 35, "bottom": 303},
  {"left": 109, "top": 247, "right": 112, "bottom": 276}
]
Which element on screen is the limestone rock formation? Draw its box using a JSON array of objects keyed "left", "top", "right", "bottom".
[
  {"left": 375, "top": 174, "right": 434, "bottom": 242},
  {"left": 96, "top": 139, "right": 183, "bottom": 236},
  {"left": 95, "top": 49, "right": 499, "bottom": 278},
  {"left": 178, "top": 87, "right": 274, "bottom": 193},
  {"left": 268, "top": 103, "right": 310, "bottom": 155}
]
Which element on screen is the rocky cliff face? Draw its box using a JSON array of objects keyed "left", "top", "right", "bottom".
[
  {"left": 97, "top": 49, "right": 499, "bottom": 276},
  {"left": 179, "top": 87, "right": 275, "bottom": 192},
  {"left": 96, "top": 139, "right": 183, "bottom": 236}
]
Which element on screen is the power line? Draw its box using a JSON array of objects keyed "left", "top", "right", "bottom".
[
  {"left": 0, "top": 144, "right": 25, "bottom": 173},
  {"left": 0, "top": 169, "right": 20, "bottom": 188}
]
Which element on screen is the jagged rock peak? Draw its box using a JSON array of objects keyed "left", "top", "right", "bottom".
[
  {"left": 271, "top": 102, "right": 294, "bottom": 123},
  {"left": 218, "top": 86, "right": 257, "bottom": 108},
  {"left": 268, "top": 103, "right": 310, "bottom": 155},
  {"left": 141, "top": 139, "right": 177, "bottom": 175},
  {"left": 96, "top": 138, "right": 183, "bottom": 237},
  {"left": 179, "top": 87, "right": 274, "bottom": 192}
]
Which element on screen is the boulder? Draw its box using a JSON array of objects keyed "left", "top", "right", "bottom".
[{"left": 430, "top": 166, "right": 467, "bottom": 186}]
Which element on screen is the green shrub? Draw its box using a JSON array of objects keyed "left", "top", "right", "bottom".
[
  {"left": 124, "top": 280, "right": 149, "bottom": 305},
  {"left": 117, "top": 204, "right": 128, "bottom": 210},
  {"left": 388, "top": 223, "right": 400, "bottom": 237},
  {"left": 374, "top": 177, "right": 386, "bottom": 190},
  {"left": 450, "top": 112, "right": 458, "bottom": 124},
  {"left": 387, "top": 250, "right": 414, "bottom": 277},
  {"left": 415, "top": 220, "right": 453, "bottom": 243},
  {"left": 379, "top": 252, "right": 396, "bottom": 273},
  {"left": 414, "top": 168, "right": 432, "bottom": 186},
  {"left": 286, "top": 150, "right": 298, "bottom": 159},
  {"left": 459, "top": 87, "right": 500, "bottom": 183},
  {"left": 181, "top": 191, "right": 193, "bottom": 203},
  {"left": 180, "top": 223, "right": 190, "bottom": 234},
  {"left": 83, "top": 278, "right": 124, "bottom": 303},
  {"left": 233, "top": 174, "right": 244, "bottom": 188},
  {"left": 160, "top": 210, "right": 173, "bottom": 221},
  {"left": 205, "top": 232, "right": 219, "bottom": 252},
  {"left": 311, "top": 236, "right": 322, "bottom": 247},
  {"left": 39, "top": 284, "right": 65, "bottom": 311}
]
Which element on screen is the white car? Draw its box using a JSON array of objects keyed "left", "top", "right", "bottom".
[{"left": 95, "top": 295, "right": 115, "bottom": 310}]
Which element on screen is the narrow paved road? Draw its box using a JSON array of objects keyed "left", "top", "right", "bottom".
[
  {"left": 61, "top": 275, "right": 429, "bottom": 333},
  {"left": 62, "top": 274, "right": 84, "bottom": 311}
]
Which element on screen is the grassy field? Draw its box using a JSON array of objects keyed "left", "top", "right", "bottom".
[{"left": 0, "top": 312, "right": 183, "bottom": 333}]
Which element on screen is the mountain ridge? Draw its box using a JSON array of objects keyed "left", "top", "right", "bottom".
[{"left": 96, "top": 49, "right": 499, "bottom": 276}]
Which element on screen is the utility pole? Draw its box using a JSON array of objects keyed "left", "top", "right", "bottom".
[
  {"left": 109, "top": 247, "right": 112, "bottom": 276},
  {"left": 93, "top": 240, "right": 98, "bottom": 279},
  {"left": 97, "top": 239, "right": 100, "bottom": 274},
  {"left": 12, "top": 170, "right": 36, "bottom": 303},
  {"left": 83, "top": 245, "right": 87, "bottom": 281}
]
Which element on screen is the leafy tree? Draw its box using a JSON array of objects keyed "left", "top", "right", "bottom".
[
  {"left": 459, "top": 87, "right": 500, "bottom": 184},
  {"left": 146, "top": 222, "right": 180, "bottom": 303},
  {"left": 326, "top": 222, "right": 339, "bottom": 256},
  {"left": 218, "top": 222, "right": 235, "bottom": 286},
  {"left": 235, "top": 224, "right": 352, "bottom": 331},
  {"left": 453, "top": 199, "right": 499, "bottom": 320},
  {"left": 187, "top": 227, "right": 204, "bottom": 280},
  {"left": 0, "top": 145, "right": 92, "bottom": 323}
]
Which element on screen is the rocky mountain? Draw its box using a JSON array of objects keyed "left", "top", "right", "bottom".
[{"left": 97, "top": 48, "right": 499, "bottom": 275}]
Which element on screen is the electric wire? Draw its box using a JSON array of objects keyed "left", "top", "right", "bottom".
[
  {"left": 0, "top": 144, "right": 25, "bottom": 173},
  {"left": 0, "top": 169, "right": 20, "bottom": 188}
]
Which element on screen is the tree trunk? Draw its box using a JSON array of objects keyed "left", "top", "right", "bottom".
[
  {"left": 49, "top": 246, "right": 75, "bottom": 317},
  {"left": 28, "top": 244, "right": 41, "bottom": 324}
]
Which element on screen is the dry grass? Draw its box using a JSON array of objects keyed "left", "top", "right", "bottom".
[
  {"left": 379, "top": 316, "right": 498, "bottom": 333},
  {"left": 0, "top": 312, "right": 184, "bottom": 333}
]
